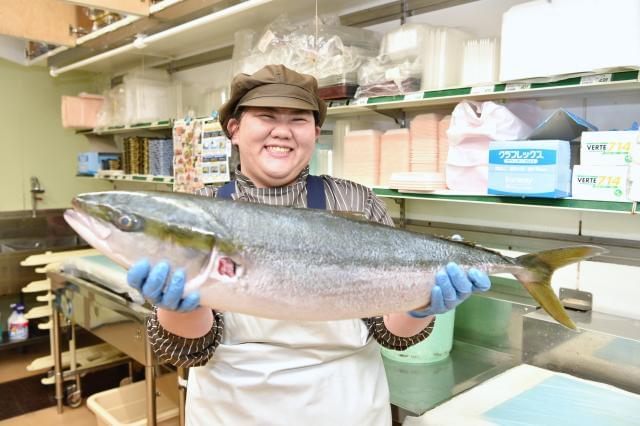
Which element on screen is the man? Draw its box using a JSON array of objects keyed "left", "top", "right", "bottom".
[{"left": 128, "top": 65, "right": 490, "bottom": 425}]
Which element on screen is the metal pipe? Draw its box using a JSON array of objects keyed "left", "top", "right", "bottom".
[
  {"left": 145, "top": 332, "right": 157, "bottom": 426},
  {"left": 51, "top": 305, "right": 64, "bottom": 413}
]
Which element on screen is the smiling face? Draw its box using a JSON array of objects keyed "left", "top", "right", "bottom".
[{"left": 226, "top": 107, "right": 320, "bottom": 188}]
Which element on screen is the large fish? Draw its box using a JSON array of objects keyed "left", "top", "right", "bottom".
[{"left": 64, "top": 191, "right": 606, "bottom": 329}]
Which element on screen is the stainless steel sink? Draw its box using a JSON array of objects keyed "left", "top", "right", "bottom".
[
  {"left": 0, "top": 210, "right": 87, "bottom": 296},
  {"left": 0, "top": 236, "right": 82, "bottom": 253}
]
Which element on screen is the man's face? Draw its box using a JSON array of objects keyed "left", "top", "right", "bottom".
[{"left": 227, "top": 107, "right": 320, "bottom": 188}]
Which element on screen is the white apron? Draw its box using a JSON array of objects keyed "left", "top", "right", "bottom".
[{"left": 185, "top": 313, "right": 392, "bottom": 425}]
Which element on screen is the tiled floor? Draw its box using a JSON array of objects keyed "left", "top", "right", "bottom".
[{"left": 0, "top": 405, "right": 95, "bottom": 426}]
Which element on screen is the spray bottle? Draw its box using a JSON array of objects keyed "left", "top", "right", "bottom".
[{"left": 8, "top": 303, "right": 29, "bottom": 341}]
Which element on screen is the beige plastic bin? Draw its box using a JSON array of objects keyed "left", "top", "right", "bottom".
[{"left": 87, "top": 379, "right": 179, "bottom": 426}]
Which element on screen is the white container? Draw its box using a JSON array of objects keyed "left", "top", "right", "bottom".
[
  {"left": 580, "top": 131, "right": 639, "bottom": 166},
  {"left": 500, "top": 0, "right": 640, "bottom": 82},
  {"left": 87, "top": 380, "right": 178, "bottom": 426},
  {"left": 122, "top": 77, "right": 173, "bottom": 125},
  {"left": 571, "top": 165, "right": 629, "bottom": 201}
]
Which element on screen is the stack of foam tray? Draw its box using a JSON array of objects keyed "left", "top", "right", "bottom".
[
  {"left": 403, "top": 364, "right": 640, "bottom": 425},
  {"left": 379, "top": 129, "right": 410, "bottom": 187},
  {"left": 410, "top": 114, "right": 442, "bottom": 173},
  {"left": 389, "top": 172, "right": 446, "bottom": 193},
  {"left": 437, "top": 116, "right": 451, "bottom": 174},
  {"left": 343, "top": 130, "right": 381, "bottom": 187}
]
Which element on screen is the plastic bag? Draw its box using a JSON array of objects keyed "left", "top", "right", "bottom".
[{"left": 445, "top": 100, "right": 534, "bottom": 193}]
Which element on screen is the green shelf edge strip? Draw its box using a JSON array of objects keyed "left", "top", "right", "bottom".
[
  {"left": 372, "top": 188, "right": 634, "bottom": 213},
  {"left": 347, "top": 70, "right": 640, "bottom": 107}
]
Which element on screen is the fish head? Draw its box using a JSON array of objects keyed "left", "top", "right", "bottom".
[{"left": 64, "top": 191, "right": 232, "bottom": 277}]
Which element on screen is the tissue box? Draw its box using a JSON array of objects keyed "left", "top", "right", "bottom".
[
  {"left": 488, "top": 140, "right": 571, "bottom": 198},
  {"left": 571, "top": 165, "right": 629, "bottom": 201},
  {"left": 78, "top": 152, "right": 121, "bottom": 176},
  {"left": 629, "top": 164, "right": 640, "bottom": 201},
  {"left": 580, "top": 131, "right": 638, "bottom": 166}
]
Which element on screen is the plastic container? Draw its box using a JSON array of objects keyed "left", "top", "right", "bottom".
[
  {"left": 61, "top": 93, "right": 105, "bottom": 129},
  {"left": 8, "top": 303, "right": 28, "bottom": 342},
  {"left": 87, "top": 380, "right": 178, "bottom": 426},
  {"left": 381, "top": 309, "right": 455, "bottom": 364},
  {"left": 122, "top": 76, "right": 172, "bottom": 125}
]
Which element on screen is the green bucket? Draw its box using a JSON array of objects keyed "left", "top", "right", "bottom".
[{"left": 381, "top": 309, "right": 456, "bottom": 364}]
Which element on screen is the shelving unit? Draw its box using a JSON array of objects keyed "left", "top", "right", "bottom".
[
  {"left": 373, "top": 188, "right": 638, "bottom": 214},
  {"left": 327, "top": 71, "right": 640, "bottom": 116},
  {"left": 76, "top": 119, "right": 173, "bottom": 136}
]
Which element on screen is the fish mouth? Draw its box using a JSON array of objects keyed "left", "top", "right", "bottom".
[{"left": 63, "top": 208, "right": 131, "bottom": 268}]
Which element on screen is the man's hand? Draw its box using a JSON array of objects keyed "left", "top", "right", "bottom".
[
  {"left": 127, "top": 260, "right": 200, "bottom": 312},
  {"left": 408, "top": 262, "right": 491, "bottom": 318}
]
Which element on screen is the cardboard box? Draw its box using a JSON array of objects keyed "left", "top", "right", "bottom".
[
  {"left": 488, "top": 140, "right": 571, "bottom": 198},
  {"left": 77, "top": 152, "right": 121, "bottom": 176},
  {"left": 571, "top": 165, "right": 629, "bottom": 201},
  {"left": 580, "top": 131, "right": 638, "bottom": 166}
]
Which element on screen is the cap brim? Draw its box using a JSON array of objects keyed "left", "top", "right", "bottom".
[{"left": 237, "top": 96, "right": 317, "bottom": 112}]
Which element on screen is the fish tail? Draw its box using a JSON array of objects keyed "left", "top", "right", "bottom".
[{"left": 514, "top": 245, "right": 607, "bottom": 330}]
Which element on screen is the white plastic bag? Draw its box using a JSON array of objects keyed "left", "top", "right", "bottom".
[{"left": 445, "top": 101, "right": 534, "bottom": 193}]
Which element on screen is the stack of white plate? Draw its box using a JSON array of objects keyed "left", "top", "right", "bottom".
[
  {"left": 343, "top": 130, "right": 381, "bottom": 187},
  {"left": 380, "top": 129, "right": 411, "bottom": 187},
  {"left": 410, "top": 114, "right": 442, "bottom": 172},
  {"left": 389, "top": 172, "right": 446, "bottom": 193},
  {"left": 438, "top": 116, "right": 451, "bottom": 174}
]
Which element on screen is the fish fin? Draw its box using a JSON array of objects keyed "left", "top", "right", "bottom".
[
  {"left": 330, "top": 210, "right": 367, "bottom": 221},
  {"left": 514, "top": 245, "right": 608, "bottom": 330}
]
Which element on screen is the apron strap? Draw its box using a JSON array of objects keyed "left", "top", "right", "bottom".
[
  {"left": 216, "top": 176, "right": 326, "bottom": 210},
  {"left": 216, "top": 181, "right": 236, "bottom": 200},
  {"left": 305, "top": 175, "right": 326, "bottom": 210}
]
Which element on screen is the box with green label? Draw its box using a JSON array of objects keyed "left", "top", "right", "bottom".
[
  {"left": 571, "top": 165, "right": 629, "bottom": 201},
  {"left": 580, "top": 131, "right": 638, "bottom": 165}
]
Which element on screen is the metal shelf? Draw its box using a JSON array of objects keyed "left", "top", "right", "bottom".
[
  {"left": 76, "top": 119, "right": 173, "bottom": 135},
  {"left": 373, "top": 188, "right": 638, "bottom": 214},
  {"left": 80, "top": 174, "right": 174, "bottom": 184},
  {"left": 327, "top": 71, "right": 640, "bottom": 116}
]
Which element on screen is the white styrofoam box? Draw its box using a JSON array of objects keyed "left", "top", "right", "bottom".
[
  {"left": 500, "top": 0, "right": 640, "bottom": 82},
  {"left": 571, "top": 165, "right": 629, "bottom": 201},
  {"left": 581, "top": 131, "right": 639, "bottom": 166},
  {"left": 488, "top": 140, "right": 572, "bottom": 198}
]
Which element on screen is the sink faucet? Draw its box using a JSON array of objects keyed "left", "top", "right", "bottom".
[{"left": 30, "top": 176, "right": 45, "bottom": 218}]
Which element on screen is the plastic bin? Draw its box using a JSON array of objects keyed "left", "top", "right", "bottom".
[
  {"left": 87, "top": 379, "right": 178, "bottom": 426},
  {"left": 61, "top": 93, "right": 104, "bottom": 129},
  {"left": 381, "top": 309, "right": 456, "bottom": 364}
]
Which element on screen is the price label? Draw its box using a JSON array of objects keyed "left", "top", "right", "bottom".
[
  {"left": 404, "top": 91, "right": 424, "bottom": 101},
  {"left": 351, "top": 97, "right": 369, "bottom": 106},
  {"left": 505, "top": 83, "right": 532, "bottom": 92},
  {"left": 580, "top": 73, "right": 612, "bottom": 85},
  {"left": 470, "top": 85, "right": 494, "bottom": 94}
]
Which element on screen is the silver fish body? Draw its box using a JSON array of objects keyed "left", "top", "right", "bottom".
[{"left": 64, "top": 191, "right": 606, "bottom": 327}]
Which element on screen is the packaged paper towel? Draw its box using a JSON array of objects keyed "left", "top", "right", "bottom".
[
  {"left": 571, "top": 165, "right": 629, "bottom": 201},
  {"left": 488, "top": 140, "right": 571, "bottom": 198},
  {"left": 581, "top": 131, "right": 639, "bottom": 166}
]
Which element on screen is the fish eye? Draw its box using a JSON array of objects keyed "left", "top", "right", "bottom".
[{"left": 114, "top": 214, "right": 140, "bottom": 232}]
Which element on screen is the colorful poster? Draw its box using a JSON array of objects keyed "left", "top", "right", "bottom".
[{"left": 173, "top": 118, "right": 231, "bottom": 193}]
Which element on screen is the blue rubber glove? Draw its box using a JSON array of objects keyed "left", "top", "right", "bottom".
[
  {"left": 127, "top": 259, "right": 200, "bottom": 312},
  {"left": 408, "top": 262, "right": 491, "bottom": 318}
]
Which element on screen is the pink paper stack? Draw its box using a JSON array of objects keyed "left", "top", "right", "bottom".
[
  {"left": 344, "top": 130, "right": 381, "bottom": 187},
  {"left": 409, "top": 113, "right": 442, "bottom": 172},
  {"left": 379, "top": 129, "right": 411, "bottom": 187},
  {"left": 438, "top": 115, "right": 451, "bottom": 173}
]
